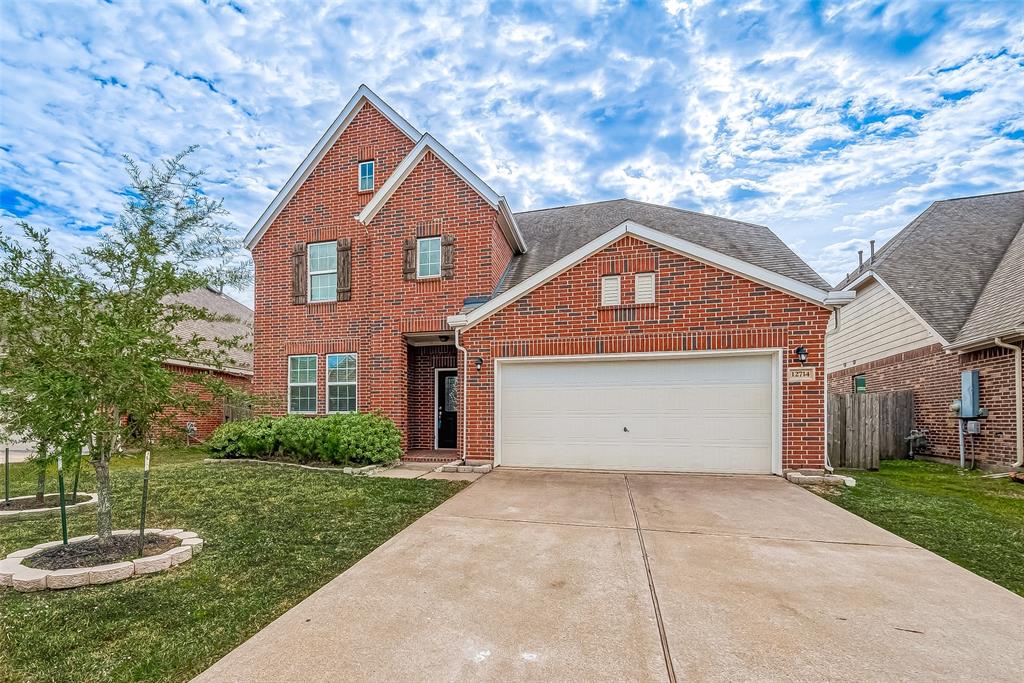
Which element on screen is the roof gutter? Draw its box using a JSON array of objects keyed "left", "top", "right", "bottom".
[
  {"left": 993, "top": 338, "right": 1023, "bottom": 469},
  {"left": 944, "top": 327, "right": 1024, "bottom": 353}
]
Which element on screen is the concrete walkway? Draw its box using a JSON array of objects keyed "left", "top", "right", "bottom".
[{"left": 195, "top": 469, "right": 1024, "bottom": 682}]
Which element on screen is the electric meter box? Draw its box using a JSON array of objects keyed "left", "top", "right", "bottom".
[{"left": 960, "top": 370, "right": 980, "bottom": 419}]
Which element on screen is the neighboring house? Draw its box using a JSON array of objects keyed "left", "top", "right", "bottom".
[
  {"left": 246, "top": 85, "right": 853, "bottom": 474},
  {"left": 162, "top": 286, "right": 254, "bottom": 441},
  {"left": 827, "top": 191, "right": 1024, "bottom": 469}
]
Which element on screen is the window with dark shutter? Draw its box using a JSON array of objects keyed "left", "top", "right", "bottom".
[
  {"left": 337, "top": 238, "right": 352, "bottom": 301},
  {"left": 402, "top": 238, "right": 416, "bottom": 280},
  {"left": 291, "top": 243, "right": 307, "bottom": 305},
  {"left": 441, "top": 235, "right": 455, "bottom": 279}
]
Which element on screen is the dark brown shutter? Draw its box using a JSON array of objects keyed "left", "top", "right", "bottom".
[
  {"left": 337, "top": 238, "right": 352, "bottom": 301},
  {"left": 402, "top": 238, "right": 416, "bottom": 280},
  {"left": 291, "top": 243, "right": 307, "bottom": 305},
  {"left": 441, "top": 234, "right": 456, "bottom": 280}
]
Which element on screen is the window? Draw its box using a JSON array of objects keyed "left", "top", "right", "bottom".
[
  {"left": 358, "top": 160, "right": 374, "bottom": 192},
  {"left": 853, "top": 374, "right": 867, "bottom": 393},
  {"left": 600, "top": 275, "right": 621, "bottom": 306},
  {"left": 327, "top": 354, "right": 357, "bottom": 413},
  {"left": 308, "top": 242, "right": 337, "bottom": 302},
  {"left": 635, "top": 272, "right": 655, "bottom": 304},
  {"left": 417, "top": 236, "right": 441, "bottom": 278},
  {"left": 288, "top": 355, "right": 317, "bottom": 413}
]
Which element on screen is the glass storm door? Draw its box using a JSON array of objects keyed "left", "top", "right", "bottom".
[{"left": 436, "top": 370, "right": 458, "bottom": 449}]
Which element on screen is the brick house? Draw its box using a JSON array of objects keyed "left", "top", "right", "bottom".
[
  {"left": 245, "top": 85, "right": 854, "bottom": 474},
  {"left": 162, "top": 286, "right": 254, "bottom": 441},
  {"left": 827, "top": 191, "right": 1024, "bottom": 469}
]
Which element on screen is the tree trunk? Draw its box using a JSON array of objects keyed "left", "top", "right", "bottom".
[
  {"left": 92, "top": 455, "right": 113, "bottom": 542},
  {"left": 36, "top": 468, "right": 45, "bottom": 503}
]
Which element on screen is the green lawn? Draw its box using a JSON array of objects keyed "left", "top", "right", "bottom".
[
  {"left": 0, "top": 447, "right": 467, "bottom": 683},
  {"left": 815, "top": 460, "right": 1024, "bottom": 596}
]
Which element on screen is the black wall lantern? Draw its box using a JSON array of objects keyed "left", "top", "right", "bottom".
[
  {"left": 474, "top": 357, "right": 484, "bottom": 371},
  {"left": 794, "top": 346, "right": 809, "bottom": 365}
]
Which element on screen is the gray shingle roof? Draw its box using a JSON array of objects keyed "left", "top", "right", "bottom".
[
  {"left": 836, "top": 190, "right": 1024, "bottom": 343},
  {"left": 500, "top": 199, "right": 828, "bottom": 294},
  {"left": 166, "top": 287, "right": 253, "bottom": 375},
  {"left": 956, "top": 217, "right": 1024, "bottom": 344}
]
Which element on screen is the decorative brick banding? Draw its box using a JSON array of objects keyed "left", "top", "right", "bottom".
[
  {"left": 0, "top": 529, "right": 202, "bottom": 592},
  {"left": 0, "top": 493, "right": 98, "bottom": 524}
]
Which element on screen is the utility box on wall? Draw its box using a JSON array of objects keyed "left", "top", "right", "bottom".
[{"left": 961, "top": 370, "right": 980, "bottom": 419}]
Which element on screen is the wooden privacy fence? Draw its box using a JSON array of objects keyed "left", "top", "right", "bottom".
[{"left": 828, "top": 391, "right": 914, "bottom": 469}]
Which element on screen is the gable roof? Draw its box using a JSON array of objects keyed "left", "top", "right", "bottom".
[
  {"left": 244, "top": 85, "right": 420, "bottom": 250},
  {"left": 166, "top": 287, "right": 253, "bottom": 376},
  {"left": 451, "top": 220, "right": 846, "bottom": 332},
  {"left": 837, "top": 190, "right": 1024, "bottom": 345},
  {"left": 954, "top": 217, "right": 1024, "bottom": 347},
  {"left": 355, "top": 133, "right": 527, "bottom": 253},
  {"left": 498, "top": 199, "right": 828, "bottom": 294}
]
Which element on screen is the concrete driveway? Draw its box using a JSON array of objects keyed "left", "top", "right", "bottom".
[{"left": 195, "top": 469, "right": 1024, "bottom": 682}]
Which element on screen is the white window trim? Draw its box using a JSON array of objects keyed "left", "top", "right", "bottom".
[
  {"left": 326, "top": 353, "right": 358, "bottom": 414},
  {"left": 600, "top": 275, "right": 621, "bottom": 306},
  {"left": 417, "top": 236, "right": 442, "bottom": 279},
  {"left": 635, "top": 272, "right": 656, "bottom": 304},
  {"left": 288, "top": 355, "right": 317, "bottom": 414},
  {"left": 308, "top": 241, "right": 337, "bottom": 303},
  {"left": 358, "top": 160, "right": 374, "bottom": 192}
]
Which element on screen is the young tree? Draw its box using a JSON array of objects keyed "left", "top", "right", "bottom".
[{"left": 0, "top": 148, "right": 251, "bottom": 541}]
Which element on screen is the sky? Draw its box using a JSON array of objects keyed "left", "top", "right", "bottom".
[{"left": 2, "top": 0, "right": 1023, "bottom": 306}]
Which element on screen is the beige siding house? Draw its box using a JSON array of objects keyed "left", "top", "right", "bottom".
[{"left": 826, "top": 278, "right": 942, "bottom": 374}]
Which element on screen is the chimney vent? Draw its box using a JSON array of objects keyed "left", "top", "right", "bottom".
[
  {"left": 869, "top": 240, "right": 876, "bottom": 261},
  {"left": 858, "top": 250, "right": 864, "bottom": 269}
]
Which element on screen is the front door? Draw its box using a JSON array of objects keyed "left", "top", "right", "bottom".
[{"left": 436, "top": 369, "right": 458, "bottom": 449}]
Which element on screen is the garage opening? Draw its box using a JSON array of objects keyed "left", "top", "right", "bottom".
[{"left": 496, "top": 353, "right": 776, "bottom": 473}]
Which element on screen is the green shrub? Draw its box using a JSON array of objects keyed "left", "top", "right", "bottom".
[
  {"left": 206, "top": 413, "right": 402, "bottom": 466},
  {"left": 206, "top": 417, "right": 275, "bottom": 459}
]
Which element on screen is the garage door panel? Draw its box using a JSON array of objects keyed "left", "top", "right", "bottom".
[{"left": 498, "top": 355, "right": 774, "bottom": 473}]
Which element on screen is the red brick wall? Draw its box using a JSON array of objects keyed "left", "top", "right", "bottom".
[
  {"left": 251, "top": 102, "right": 516, "bottom": 450},
  {"left": 160, "top": 364, "right": 251, "bottom": 441},
  {"left": 828, "top": 342, "right": 1022, "bottom": 467},
  {"left": 407, "top": 345, "right": 458, "bottom": 449},
  {"left": 459, "top": 236, "right": 833, "bottom": 470}
]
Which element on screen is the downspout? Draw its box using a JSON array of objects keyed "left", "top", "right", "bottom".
[
  {"left": 993, "top": 338, "right": 1023, "bottom": 468},
  {"left": 454, "top": 326, "right": 469, "bottom": 465},
  {"left": 822, "top": 308, "right": 836, "bottom": 473}
]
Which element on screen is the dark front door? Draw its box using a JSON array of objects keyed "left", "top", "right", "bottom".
[{"left": 436, "top": 370, "right": 458, "bottom": 449}]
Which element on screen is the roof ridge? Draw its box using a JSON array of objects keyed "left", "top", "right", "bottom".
[
  {"left": 514, "top": 198, "right": 628, "bottom": 215},
  {"left": 514, "top": 197, "right": 769, "bottom": 230},
  {"left": 933, "top": 188, "right": 1024, "bottom": 203}
]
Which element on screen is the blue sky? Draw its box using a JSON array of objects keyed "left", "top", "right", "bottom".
[{"left": 2, "top": 0, "right": 1022, "bottom": 305}]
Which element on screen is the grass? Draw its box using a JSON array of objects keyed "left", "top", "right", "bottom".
[
  {"left": 813, "top": 459, "right": 1024, "bottom": 596},
  {"left": 0, "top": 446, "right": 468, "bottom": 683}
]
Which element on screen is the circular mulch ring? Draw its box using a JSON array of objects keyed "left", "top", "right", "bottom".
[
  {"left": 0, "top": 493, "right": 98, "bottom": 523},
  {"left": 0, "top": 529, "right": 204, "bottom": 591}
]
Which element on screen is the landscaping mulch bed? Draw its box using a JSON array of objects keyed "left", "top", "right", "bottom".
[
  {"left": 0, "top": 494, "right": 89, "bottom": 511},
  {"left": 24, "top": 534, "right": 180, "bottom": 570}
]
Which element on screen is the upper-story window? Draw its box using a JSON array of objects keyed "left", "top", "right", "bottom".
[
  {"left": 358, "top": 160, "right": 375, "bottom": 192},
  {"left": 417, "top": 236, "right": 442, "bottom": 278},
  {"left": 308, "top": 242, "right": 337, "bottom": 302},
  {"left": 600, "top": 275, "right": 621, "bottom": 306},
  {"left": 634, "top": 272, "right": 655, "bottom": 304}
]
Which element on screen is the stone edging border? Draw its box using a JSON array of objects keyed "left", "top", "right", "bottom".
[
  {"left": 203, "top": 457, "right": 395, "bottom": 475},
  {"left": 0, "top": 493, "right": 99, "bottom": 524},
  {"left": 0, "top": 529, "right": 203, "bottom": 592}
]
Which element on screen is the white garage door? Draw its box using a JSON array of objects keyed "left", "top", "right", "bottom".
[{"left": 497, "top": 354, "right": 775, "bottom": 473}]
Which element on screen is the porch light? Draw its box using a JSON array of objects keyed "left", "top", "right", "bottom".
[
  {"left": 794, "top": 346, "right": 809, "bottom": 365},
  {"left": 474, "top": 357, "right": 483, "bottom": 371}
]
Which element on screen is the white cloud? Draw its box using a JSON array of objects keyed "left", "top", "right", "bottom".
[{"left": 1, "top": 0, "right": 1022, "bottom": 307}]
